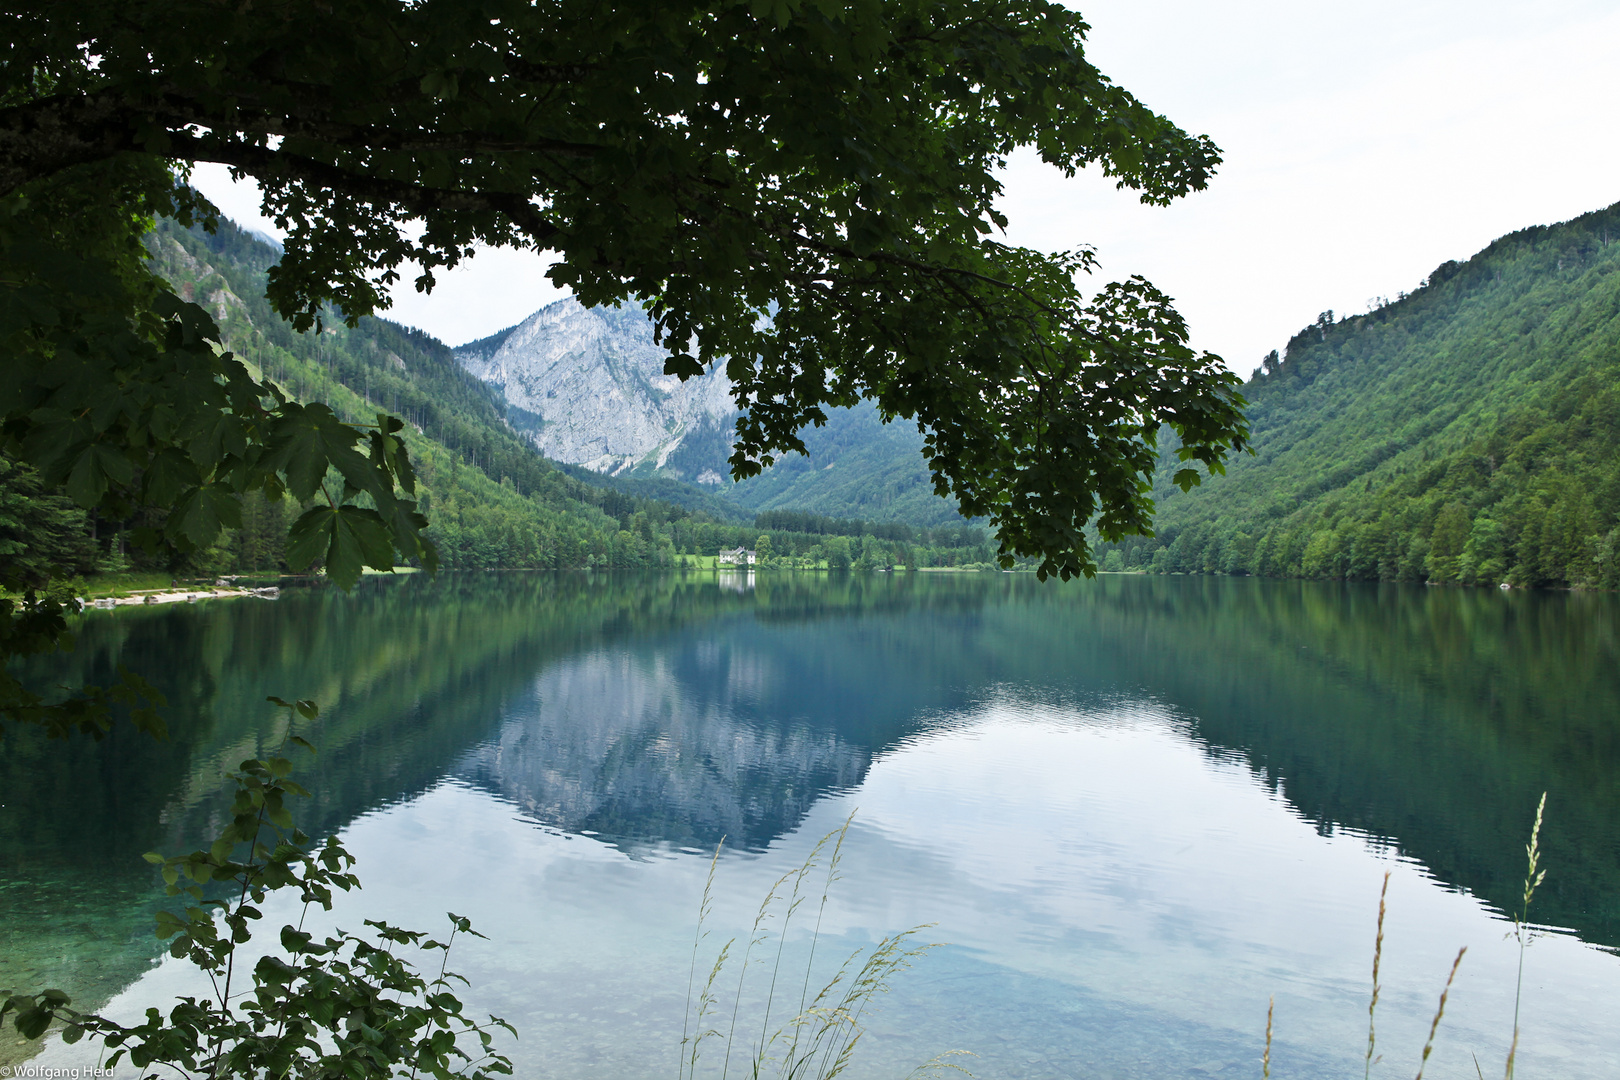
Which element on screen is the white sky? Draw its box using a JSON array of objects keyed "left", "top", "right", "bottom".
[{"left": 192, "top": 0, "right": 1620, "bottom": 368}]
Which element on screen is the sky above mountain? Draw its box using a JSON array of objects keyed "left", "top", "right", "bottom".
[{"left": 192, "top": 0, "right": 1620, "bottom": 373}]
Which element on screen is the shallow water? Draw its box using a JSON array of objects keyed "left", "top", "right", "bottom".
[{"left": 4, "top": 572, "right": 1618, "bottom": 1077}]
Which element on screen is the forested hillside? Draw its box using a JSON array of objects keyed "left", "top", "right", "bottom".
[
  {"left": 1104, "top": 200, "right": 1620, "bottom": 588},
  {"left": 0, "top": 216, "right": 994, "bottom": 581},
  {"left": 665, "top": 401, "right": 965, "bottom": 526},
  {"left": 142, "top": 216, "right": 679, "bottom": 571}
]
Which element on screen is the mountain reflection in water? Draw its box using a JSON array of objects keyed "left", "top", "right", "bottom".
[
  {"left": 456, "top": 648, "right": 871, "bottom": 850},
  {"left": 3, "top": 571, "right": 1619, "bottom": 1078},
  {"left": 7, "top": 571, "right": 1620, "bottom": 935}
]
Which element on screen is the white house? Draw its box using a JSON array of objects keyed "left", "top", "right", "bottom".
[{"left": 718, "top": 546, "right": 757, "bottom": 566}]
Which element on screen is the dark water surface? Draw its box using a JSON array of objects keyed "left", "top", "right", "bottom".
[{"left": 4, "top": 572, "right": 1618, "bottom": 1078}]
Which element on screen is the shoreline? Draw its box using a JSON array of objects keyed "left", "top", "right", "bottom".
[
  {"left": 72, "top": 567, "right": 419, "bottom": 611},
  {"left": 82, "top": 584, "right": 283, "bottom": 610}
]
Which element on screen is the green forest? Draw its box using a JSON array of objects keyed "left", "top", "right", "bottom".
[
  {"left": 664, "top": 401, "right": 968, "bottom": 527},
  {"left": 1102, "top": 200, "right": 1620, "bottom": 589},
  {"left": 1, "top": 216, "right": 995, "bottom": 589},
  {"left": 13, "top": 198, "right": 1620, "bottom": 593}
]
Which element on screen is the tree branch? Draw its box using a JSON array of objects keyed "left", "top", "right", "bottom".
[{"left": 0, "top": 93, "right": 564, "bottom": 244}]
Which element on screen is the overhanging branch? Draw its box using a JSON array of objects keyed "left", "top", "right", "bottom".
[{"left": 0, "top": 92, "right": 564, "bottom": 244}]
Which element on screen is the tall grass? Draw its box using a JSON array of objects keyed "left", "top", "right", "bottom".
[
  {"left": 1364, "top": 870, "right": 1389, "bottom": 1080},
  {"left": 679, "top": 815, "right": 964, "bottom": 1080},
  {"left": 1503, "top": 792, "right": 1547, "bottom": 1080},
  {"left": 678, "top": 795, "right": 1553, "bottom": 1080},
  {"left": 1413, "top": 947, "right": 1467, "bottom": 1080},
  {"left": 1262, "top": 997, "right": 1273, "bottom": 1080},
  {"left": 1266, "top": 793, "right": 1550, "bottom": 1079}
]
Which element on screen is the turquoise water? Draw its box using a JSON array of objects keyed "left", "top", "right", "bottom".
[{"left": 4, "top": 572, "right": 1619, "bottom": 1078}]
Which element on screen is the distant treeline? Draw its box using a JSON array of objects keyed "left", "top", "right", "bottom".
[
  {"left": 752, "top": 510, "right": 987, "bottom": 548},
  {"left": 1, "top": 451, "right": 997, "bottom": 580},
  {"left": 1105, "top": 200, "right": 1620, "bottom": 590}
]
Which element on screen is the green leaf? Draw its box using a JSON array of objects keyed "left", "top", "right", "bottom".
[
  {"left": 267, "top": 403, "right": 370, "bottom": 502},
  {"left": 664, "top": 354, "right": 705, "bottom": 379},
  {"left": 420, "top": 70, "right": 459, "bottom": 101},
  {"left": 142, "top": 447, "right": 204, "bottom": 506},
  {"left": 166, "top": 484, "right": 244, "bottom": 548},
  {"left": 14, "top": 1003, "right": 53, "bottom": 1039},
  {"left": 368, "top": 418, "right": 419, "bottom": 496},
  {"left": 64, "top": 442, "right": 133, "bottom": 507},
  {"left": 286, "top": 504, "right": 395, "bottom": 589}
]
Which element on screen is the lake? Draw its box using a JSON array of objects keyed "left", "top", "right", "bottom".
[{"left": 3, "top": 571, "right": 1618, "bottom": 1079}]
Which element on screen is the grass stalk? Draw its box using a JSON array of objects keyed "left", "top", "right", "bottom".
[
  {"left": 720, "top": 864, "right": 791, "bottom": 1080},
  {"left": 1504, "top": 792, "right": 1547, "bottom": 1080},
  {"left": 1365, "top": 869, "right": 1390, "bottom": 1080},
  {"left": 682, "top": 817, "right": 938, "bottom": 1080},
  {"left": 681, "top": 840, "right": 725, "bottom": 1080},
  {"left": 787, "top": 815, "right": 852, "bottom": 1068},
  {"left": 1260, "top": 797, "right": 1552, "bottom": 1080},
  {"left": 1414, "top": 947, "right": 1467, "bottom": 1080},
  {"left": 1262, "top": 996, "right": 1273, "bottom": 1080},
  {"left": 757, "top": 825, "right": 844, "bottom": 1065}
]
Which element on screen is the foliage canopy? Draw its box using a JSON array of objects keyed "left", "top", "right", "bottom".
[{"left": 2, "top": 0, "right": 1246, "bottom": 587}]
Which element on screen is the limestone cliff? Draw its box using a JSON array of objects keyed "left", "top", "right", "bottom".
[
  {"left": 454, "top": 297, "right": 736, "bottom": 480},
  {"left": 455, "top": 295, "right": 963, "bottom": 524}
]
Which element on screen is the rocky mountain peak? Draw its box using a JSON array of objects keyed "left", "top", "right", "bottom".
[{"left": 454, "top": 296, "right": 735, "bottom": 477}]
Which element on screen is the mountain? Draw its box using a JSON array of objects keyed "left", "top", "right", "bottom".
[
  {"left": 452, "top": 298, "right": 967, "bottom": 527},
  {"left": 0, "top": 213, "right": 992, "bottom": 581},
  {"left": 456, "top": 298, "right": 735, "bottom": 478},
  {"left": 1104, "top": 200, "right": 1620, "bottom": 588},
  {"left": 137, "top": 216, "right": 728, "bottom": 573}
]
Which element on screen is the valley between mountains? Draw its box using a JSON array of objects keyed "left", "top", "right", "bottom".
[{"left": 104, "top": 195, "right": 1620, "bottom": 587}]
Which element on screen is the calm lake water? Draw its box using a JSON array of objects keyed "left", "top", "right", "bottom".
[{"left": 4, "top": 572, "right": 1619, "bottom": 1079}]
